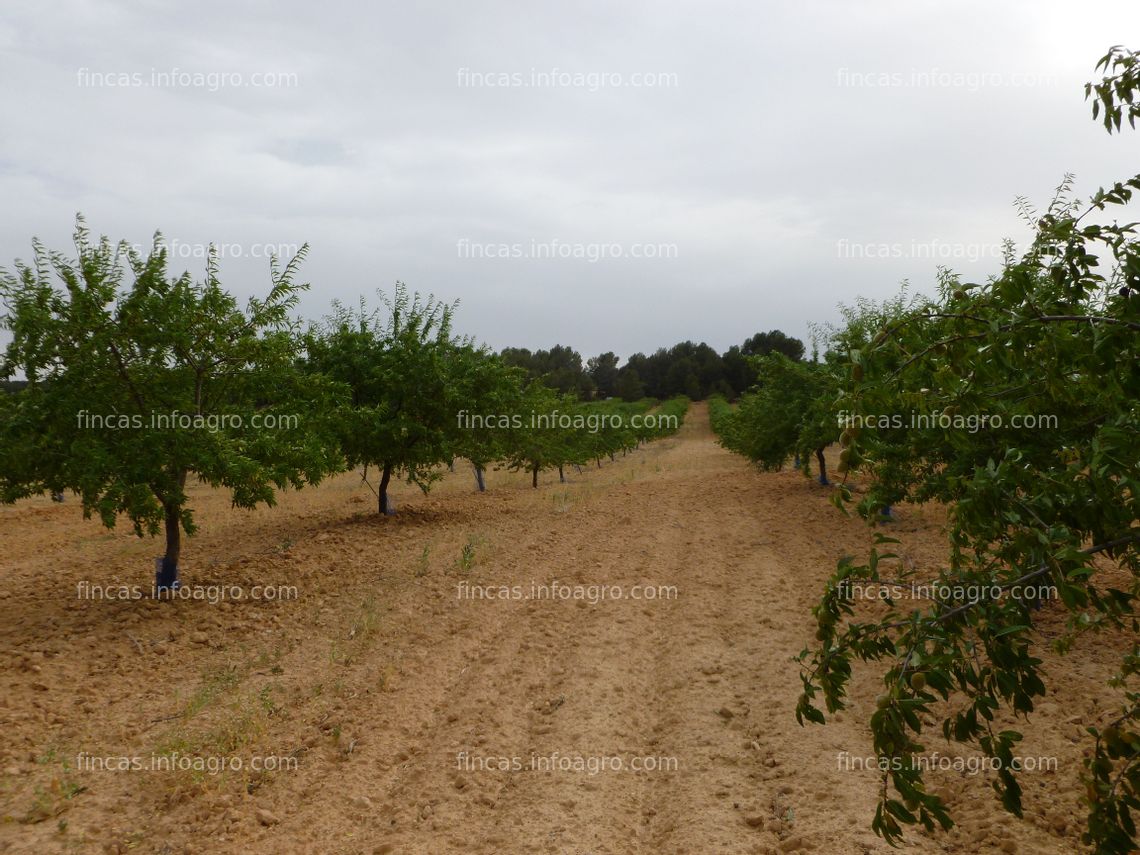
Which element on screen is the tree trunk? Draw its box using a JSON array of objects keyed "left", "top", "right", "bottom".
[
  {"left": 609, "top": 452, "right": 615, "bottom": 462},
  {"left": 156, "top": 502, "right": 182, "bottom": 591},
  {"left": 531, "top": 462, "right": 539, "bottom": 489},
  {"left": 558, "top": 464, "right": 565, "bottom": 483},
  {"left": 379, "top": 463, "right": 394, "bottom": 514},
  {"left": 155, "top": 470, "right": 187, "bottom": 593},
  {"left": 815, "top": 447, "right": 829, "bottom": 486},
  {"left": 474, "top": 464, "right": 486, "bottom": 492},
  {"left": 596, "top": 457, "right": 602, "bottom": 469}
]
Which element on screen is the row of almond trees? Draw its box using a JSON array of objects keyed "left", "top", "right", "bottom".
[
  {"left": 0, "top": 223, "right": 686, "bottom": 589},
  {"left": 710, "top": 47, "right": 1140, "bottom": 855}
]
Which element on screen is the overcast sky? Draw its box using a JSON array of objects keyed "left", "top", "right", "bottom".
[{"left": 1, "top": 1, "right": 1137, "bottom": 361}]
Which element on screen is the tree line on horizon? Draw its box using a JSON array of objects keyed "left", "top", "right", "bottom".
[{"left": 500, "top": 329, "right": 805, "bottom": 402}]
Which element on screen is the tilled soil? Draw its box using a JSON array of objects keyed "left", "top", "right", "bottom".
[{"left": 0, "top": 403, "right": 1125, "bottom": 853}]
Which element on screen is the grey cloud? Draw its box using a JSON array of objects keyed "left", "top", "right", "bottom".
[{"left": 1, "top": 0, "right": 1136, "bottom": 359}]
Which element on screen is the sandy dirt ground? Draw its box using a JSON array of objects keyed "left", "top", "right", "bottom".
[{"left": 0, "top": 403, "right": 1128, "bottom": 854}]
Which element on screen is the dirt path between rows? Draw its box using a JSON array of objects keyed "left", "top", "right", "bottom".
[{"left": 0, "top": 404, "right": 1114, "bottom": 854}]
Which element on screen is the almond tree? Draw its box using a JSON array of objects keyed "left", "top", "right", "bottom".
[
  {"left": 451, "top": 347, "right": 527, "bottom": 491},
  {"left": 500, "top": 384, "right": 582, "bottom": 488},
  {"left": 305, "top": 284, "right": 473, "bottom": 514},
  {"left": 796, "top": 48, "right": 1140, "bottom": 854},
  {"left": 713, "top": 352, "right": 839, "bottom": 484},
  {"left": 0, "top": 219, "right": 342, "bottom": 589}
]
